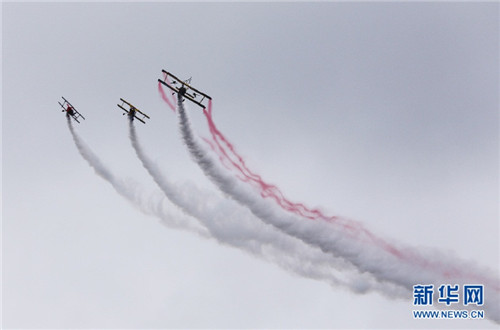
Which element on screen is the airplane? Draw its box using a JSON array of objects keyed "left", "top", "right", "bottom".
[
  {"left": 158, "top": 70, "right": 212, "bottom": 109},
  {"left": 58, "top": 97, "right": 85, "bottom": 123},
  {"left": 117, "top": 98, "right": 150, "bottom": 124}
]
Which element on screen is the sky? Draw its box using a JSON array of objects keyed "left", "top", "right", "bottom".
[{"left": 2, "top": 1, "right": 499, "bottom": 329}]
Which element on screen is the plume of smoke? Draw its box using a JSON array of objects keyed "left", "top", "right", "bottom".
[
  {"left": 66, "top": 116, "right": 207, "bottom": 236},
  {"left": 175, "top": 99, "right": 500, "bottom": 323},
  {"left": 128, "top": 117, "right": 407, "bottom": 298},
  {"left": 157, "top": 80, "right": 176, "bottom": 112},
  {"left": 202, "top": 100, "right": 331, "bottom": 221}
]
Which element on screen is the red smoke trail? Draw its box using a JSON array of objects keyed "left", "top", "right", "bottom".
[
  {"left": 199, "top": 102, "right": 471, "bottom": 274},
  {"left": 157, "top": 83, "right": 500, "bottom": 287},
  {"left": 165, "top": 72, "right": 177, "bottom": 105},
  {"left": 158, "top": 81, "right": 176, "bottom": 112},
  {"left": 157, "top": 82, "right": 342, "bottom": 224},
  {"left": 202, "top": 101, "right": 331, "bottom": 221},
  {"left": 198, "top": 101, "right": 500, "bottom": 287},
  {"left": 157, "top": 84, "right": 396, "bottom": 254},
  {"left": 199, "top": 101, "right": 409, "bottom": 257},
  {"left": 158, "top": 72, "right": 180, "bottom": 112},
  {"left": 202, "top": 136, "right": 250, "bottom": 182}
]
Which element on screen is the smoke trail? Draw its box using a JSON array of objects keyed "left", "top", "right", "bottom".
[
  {"left": 68, "top": 111, "right": 380, "bottom": 296},
  {"left": 202, "top": 100, "right": 331, "bottom": 220},
  {"left": 66, "top": 116, "right": 207, "bottom": 236},
  {"left": 199, "top": 101, "right": 405, "bottom": 257},
  {"left": 156, "top": 82, "right": 365, "bottom": 227},
  {"left": 158, "top": 80, "right": 176, "bottom": 112},
  {"left": 183, "top": 98, "right": 498, "bottom": 283},
  {"left": 176, "top": 99, "right": 500, "bottom": 323},
  {"left": 158, "top": 83, "right": 361, "bottom": 231},
  {"left": 128, "top": 117, "right": 408, "bottom": 297}
]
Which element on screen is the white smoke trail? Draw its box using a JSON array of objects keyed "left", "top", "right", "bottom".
[
  {"left": 128, "top": 117, "right": 408, "bottom": 298},
  {"left": 67, "top": 116, "right": 208, "bottom": 236},
  {"left": 176, "top": 100, "right": 500, "bottom": 323},
  {"left": 67, "top": 114, "right": 380, "bottom": 294}
]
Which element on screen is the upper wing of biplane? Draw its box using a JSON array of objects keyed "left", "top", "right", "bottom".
[
  {"left": 158, "top": 70, "right": 212, "bottom": 109},
  {"left": 117, "top": 98, "right": 150, "bottom": 124},
  {"left": 58, "top": 96, "right": 85, "bottom": 123}
]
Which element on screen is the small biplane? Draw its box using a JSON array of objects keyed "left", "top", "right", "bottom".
[
  {"left": 58, "top": 97, "right": 85, "bottom": 123},
  {"left": 117, "top": 98, "right": 150, "bottom": 124},
  {"left": 158, "top": 70, "right": 212, "bottom": 109}
]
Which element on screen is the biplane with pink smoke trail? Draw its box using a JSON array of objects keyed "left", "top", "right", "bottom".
[{"left": 158, "top": 70, "right": 211, "bottom": 109}]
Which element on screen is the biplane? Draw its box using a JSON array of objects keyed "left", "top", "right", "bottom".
[
  {"left": 117, "top": 98, "right": 150, "bottom": 124},
  {"left": 158, "top": 70, "right": 212, "bottom": 109},
  {"left": 58, "top": 97, "right": 85, "bottom": 123}
]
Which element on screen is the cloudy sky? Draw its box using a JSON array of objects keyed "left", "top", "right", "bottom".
[{"left": 2, "top": 1, "right": 498, "bottom": 329}]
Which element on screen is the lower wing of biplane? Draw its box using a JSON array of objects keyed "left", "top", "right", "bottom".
[
  {"left": 117, "top": 98, "right": 150, "bottom": 124},
  {"left": 58, "top": 96, "right": 85, "bottom": 123},
  {"left": 158, "top": 70, "right": 212, "bottom": 109}
]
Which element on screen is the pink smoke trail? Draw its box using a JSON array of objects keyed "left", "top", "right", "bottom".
[
  {"left": 202, "top": 105, "right": 500, "bottom": 291},
  {"left": 202, "top": 104, "right": 500, "bottom": 284},
  {"left": 202, "top": 101, "right": 334, "bottom": 220},
  {"left": 158, "top": 72, "right": 183, "bottom": 111},
  {"left": 157, "top": 87, "right": 407, "bottom": 259},
  {"left": 202, "top": 102, "right": 409, "bottom": 256},
  {"left": 158, "top": 81, "right": 176, "bottom": 112},
  {"left": 175, "top": 96, "right": 500, "bottom": 306},
  {"left": 157, "top": 83, "right": 409, "bottom": 259},
  {"left": 158, "top": 83, "right": 500, "bottom": 297},
  {"left": 157, "top": 84, "right": 341, "bottom": 222}
]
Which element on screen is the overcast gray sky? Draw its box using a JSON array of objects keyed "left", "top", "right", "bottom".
[{"left": 2, "top": 1, "right": 499, "bottom": 329}]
